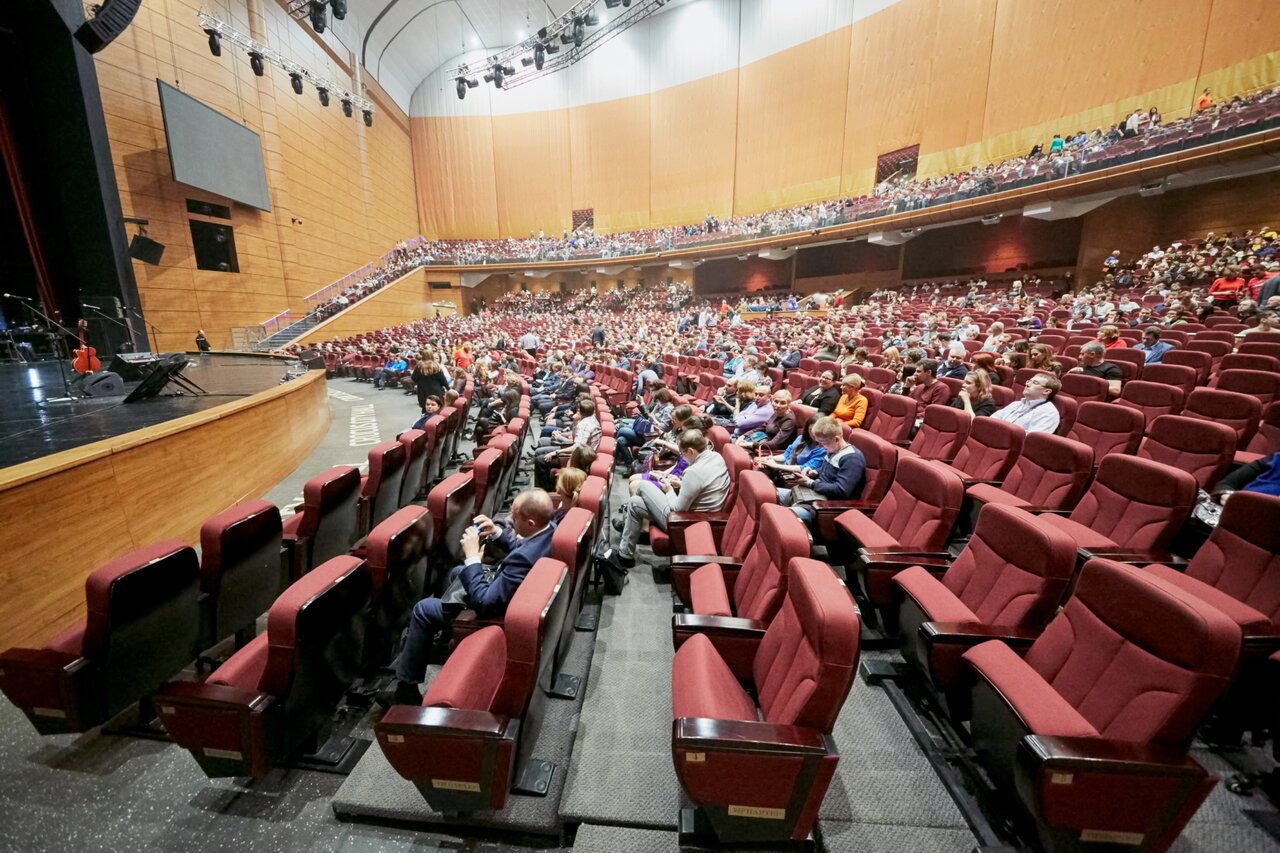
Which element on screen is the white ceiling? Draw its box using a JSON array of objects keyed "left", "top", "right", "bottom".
[{"left": 349, "top": 0, "right": 582, "bottom": 109}]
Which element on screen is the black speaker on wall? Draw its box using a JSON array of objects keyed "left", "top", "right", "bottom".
[
  {"left": 128, "top": 233, "right": 166, "bottom": 265},
  {"left": 75, "top": 0, "right": 144, "bottom": 53}
]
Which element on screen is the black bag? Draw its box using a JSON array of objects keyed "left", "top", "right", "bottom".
[{"left": 593, "top": 543, "right": 628, "bottom": 595}]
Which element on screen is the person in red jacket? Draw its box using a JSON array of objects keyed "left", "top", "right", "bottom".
[
  {"left": 1097, "top": 324, "right": 1129, "bottom": 349},
  {"left": 1208, "top": 266, "right": 1249, "bottom": 306}
]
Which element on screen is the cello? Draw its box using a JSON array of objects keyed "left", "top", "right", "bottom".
[{"left": 72, "top": 318, "right": 100, "bottom": 375}]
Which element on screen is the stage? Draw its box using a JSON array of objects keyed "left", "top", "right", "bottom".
[{"left": 0, "top": 353, "right": 300, "bottom": 467}]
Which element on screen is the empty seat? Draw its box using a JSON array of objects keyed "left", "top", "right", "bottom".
[
  {"left": 966, "top": 433, "right": 1094, "bottom": 514},
  {"left": 1139, "top": 363, "right": 1198, "bottom": 399},
  {"left": 363, "top": 506, "right": 433, "bottom": 668},
  {"left": 1238, "top": 402, "right": 1280, "bottom": 465},
  {"left": 894, "top": 504, "right": 1078, "bottom": 697},
  {"left": 947, "top": 416, "right": 1025, "bottom": 485},
  {"left": 868, "top": 393, "right": 917, "bottom": 445},
  {"left": 672, "top": 468, "right": 776, "bottom": 569},
  {"left": 1137, "top": 415, "right": 1237, "bottom": 491},
  {"left": 907, "top": 404, "right": 971, "bottom": 462},
  {"left": 426, "top": 472, "right": 476, "bottom": 575},
  {"left": 198, "top": 499, "right": 285, "bottom": 653},
  {"left": 1163, "top": 349, "right": 1213, "bottom": 385},
  {"left": 1219, "top": 352, "right": 1280, "bottom": 374},
  {"left": 1181, "top": 387, "right": 1263, "bottom": 448},
  {"left": 375, "top": 558, "right": 571, "bottom": 812},
  {"left": 470, "top": 447, "right": 505, "bottom": 521},
  {"left": 0, "top": 541, "right": 200, "bottom": 735},
  {"left": 964, "top": 559, "right": 1240, "bottom": 852},
  {"left": 282, "top": 465, "right": 362, "bottom": 577},
  {"left": 1058, "top": 372, "right": 1109, "bottom": 404},
  {"left": 1035, "top": 455, "right": 1197, "bottom": 556},
  {"left": 1066, "top": 401, "right": 1144, "bottom": 462},
  {"left": 360, "top": 440, "right": 408, "bottom": 535},
  {"left": 397, "top": 428, "right": 429, "bottom": 505},
  {"left": 671, "top": 557, "right": 859, "bottom": 844},
  {"left": 1215, "top": 368, "right": 1280, "bottom": 409},
  {"left": 1115, "top": 380, "right": 1185, "bottom": 429}
]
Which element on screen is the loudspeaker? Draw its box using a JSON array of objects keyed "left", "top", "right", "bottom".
[
  {"left": 124, "top": 354, "right": 190, "bottom": 403},
  {"left": 108, "top": 352, "right": 158, "bottom": 381},
  {"left": 75, "top": 0, "right": 143, "bottom": 53},
  {"left": 77, "top": 371, "right": 125, "bottom": 397},
  {"left": 297, "top": 348, "right": 325, "bottom": 370},
  {"left": 128, "top": 234, "right": 166, "bottom": 265}
]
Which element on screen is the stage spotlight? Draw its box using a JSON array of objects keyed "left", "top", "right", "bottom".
[
  {"left": 604, "top": 0, "right": 622, "bottom": 7},
  {"left": 537, "top": 26, "right": 548, "bottom": 39},
  {"left": 502, "top": 63, "right": 515, "bottom": 75},
  {"left": 584, "top": 12, "right": 599, "bottom": 25},
  {"left": 330, "top": 0, "right": 347, "bottom": 20},
  {"left": 573, "top": 20, "right": 584, "bottom": 47},
  {"left": 521, "top": 55, "right": 534, "bottom": 67},
  {"left": 493, "top": 64, "right": 505, "bottom": 88},
  {"left": 249, "top": 52, "right": 265, "bottom": 77},
  {"left": 205, "top": 28, "right": 221, "bottom": 56},
  {"left": 559, "top": 31, "right": 573, "bottom": 45},
  {"left": 456, "top": 76, "right": 467, "bottom": 99},
  {"left": 308, "top": 0, "right": 327, "bottom": 34},
  {"left": 317, "top": 86, "right": 329, "bottom": 106},
  {"left": 534, "top": 42, "right": 545, "bottom": 69},
  {"left": 362, "top": 109, "right": 373, "bottom": 127},
  {"left": 290, "top": 72, "right": 304, "bottom": 94},
  {"left": 545, "top": 41, "right": 560, "bottom": 54},
  {"left": 341, "top": 97, "right": 352, "bottom": 117}
]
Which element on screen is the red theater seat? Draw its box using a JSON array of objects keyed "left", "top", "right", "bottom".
[
  {"left": 671, "top": 557, "right": 860, "bottom": 844},
  {"left": 0, "top": 541, "right": 201, "bottom": 735},
  {"left": 966, "top": 433, "right": 1093, "bottom": 514},
  {"left": 1115, "top": 380, "right": 1185, "bottom": 430},
  {"left": 894, "top": 504, "right": 1078, "bottom": 698},
  {"left": 198, "top": 499, "right": 284, "bottom": 653},
  {"left": 1238, "top": 402, "right": 1280, "bottom": 465},
  {"left": 397, "top": 428, "right": 429, "bottom": 505},
  {"left": 946, "top": 416, "right": 1025, "bottom": 485},
  {"left": 868, "top": 393, "right": 917, "bottom": 445},
  {"left": 1136, "top": 415, "right": 1236, "bottom": 491},
  {"left": 362, "top": 506, "right": 433, "bottom": 668},
  {"left": 1215, "top": 368, "right": 1280, "bottom": 409},
  {"left": 375, "top": 558, "right": 571, "bottom": 812},
  {"left": 907, "top": 404, "right": 971, "bottom": 462},
  {"left": 1182, "top": 387, "right": 1263, "bottom": 447},
  {"left": 964, "top": 559, "right": 1240, "bottom": 853},
  {"left": 282, "top": 465, "right": 362, "bottom": 577},
  {"left": 359, "top": 439, "right": 408, "bottom": 536},
  {"left": 426, "top": 472, "right": 476, "bottom": 577},
  {"left": 667, "top": 469, "right": 776, "bottom": 598},
  {"left": 1067, "top": 401, "right": 1144, "bottom": 464},
  {"left": 159, "top": 556, "right": 371, "bottom": 778},
  {"left": 651, "top": 443, "right": 750, "bottom": 558}
]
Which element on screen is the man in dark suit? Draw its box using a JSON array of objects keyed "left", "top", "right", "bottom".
[{"left": 377, "top": 489, "right": 556, "bottom": 708}]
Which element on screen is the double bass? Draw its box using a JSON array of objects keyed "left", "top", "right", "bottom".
[{"left": 72, "top": 318, "right": 100, "bottom": 375}]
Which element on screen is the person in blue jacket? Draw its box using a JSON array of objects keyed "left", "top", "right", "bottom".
[{"left": 377, "top": 489, "right": 556, "bottom": 708}]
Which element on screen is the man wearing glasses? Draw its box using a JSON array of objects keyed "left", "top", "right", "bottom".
[{"left": 992, "top": 373, "right": 1062, "bottom": 434}]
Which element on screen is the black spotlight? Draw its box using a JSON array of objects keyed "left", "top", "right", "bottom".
[
  {"left": 205, "top": 28, "right": 221, "bottom": 56},
  {"left": 559, "top": 31, "right": 573, "bottom": 45},
  {"left": 290, "top": 72, "right": 304, "bottom": 94},
  {"left": 521, "top": 55, "right": 534, "bottom": 67},
  {"left": 545, "top": 41, "right": 560, "bottom": 55},
  {"left": 573, "top": 20, "right": 584, "bottom": 47},
  {"left": 362, "top": 109, "right": 373, "bottom": 127},
  {"left": 249, "top": 52, "right": 265, "bottom": 77},
  {"left": 341, "top": 98, "right": 352, "bottom": 117},
  {"left": 317, "top": 87, "right": 329, "bottom": 107},
  {"left": 308, "top": 0, "right": 327, "bottom": 34},
  {"left": 456, "top": 76, "right": 467, "bottom": 99},
  {"left": 492, "top": 64, "right": 504, "bottom": 89},
  {"left": 534, "top": 42, "right": 545, "bottom": 70},
  {"left": 537, "top": 26, "right": 548, "bottom": 39},
  {"left": 584, "top": 13, "right": 599, "bottom": 25},
  {"left": 330, "top": 0, "right": 347, "bottom": 20}
]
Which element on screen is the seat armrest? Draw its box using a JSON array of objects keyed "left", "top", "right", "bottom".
[
  {"left": 672, "top": 614, "right": 765, "bottom": 680},
  {"left": 1077, "top": 548, "right": 1189, "bottom": 567},
  {"left": 958, "top": 475, "right": 1003, "bottom": 488},
  {"left": 667, "top": 512, "right": 732, "bottom": 554},
  {"left": 814, "top": 500, "right": 880, "bottom": 511},
  {"left": 673, "top": 717, "right": 830, "bottom": 755},
  {"left": 159, "top": 679, "right": 274, "bottom": 712},
  {"left": 156, "top": 681, "right": 279, "bottom": 778},
  {"left": 1242, "top": 634, "right": 1280, "bottom": 655},
  {"left": 0, "top": 647, "right": 102, "bottom": 733},
  {"left": 1031, "top": 508, "right": 1074, "bottom": 517},
  {"left": 1019, "top": 734, "right": 1205, "bottom": 776},
  {"left": 376, "top": 705, "right": 511, "bottom": 736},
  {"left": 921, "top": 621, "right": 1040, "bottom": 649},
  {"left": 859, "top": 546, "right": 953, "bottom": 558},
  {"left": 670, "top": 555, "right": 743, "bottom": 569}
]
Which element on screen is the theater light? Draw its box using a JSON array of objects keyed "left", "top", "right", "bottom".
[
  {"left": 290, "top": 72, "right": 304, "bottom": 94},
  {"left": 249, "top": 52, "right": 265, "bottom": 76},
  {"left": 205, "top": 28, "right": 221, "bottom": 56},
  {"left": 317, "top": 86, "right": 329, "bottom": 107},
  {"left": 362, "top": 109, "right": 373, "bottom": 127},
  {"left": 330, "top": 0, "right": 347, "bottom": 21},
  {"left": 573, "top": 19, "right": 584, "bottom": 47},
  {"left": 308, "top": 1, "right": 327, "bottom": 34},
  {"left": 341, "top": 97, "right": 352, "bottom": 117},
  {"left": 534, "top": 43, "right": 545, "bottom": 70},
  {"left": 456, "top": 77, "right": 467, "bottom": 99}
]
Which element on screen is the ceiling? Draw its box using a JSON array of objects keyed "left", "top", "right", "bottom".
[{"left": 348, "top": 0, "right": 582, "bottom": 109}]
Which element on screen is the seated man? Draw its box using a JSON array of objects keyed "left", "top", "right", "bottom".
[
  {"left": 777, "top": 416, "right": 865, "bottom": 523},
  {"left": 373, "top": 355, "right": 408, "bottom": 389},
  {"left": 937, "top": 347, "right": 969, "bottom": 380},
  {"left": 1132, "top": 325, "right": 1174, "bottom": 363},
  {"left": 730, "top": 385, "right": 774, "bottom": 440},
  {"left": 909, "top": 358, "right": 950, "bottom": 407},
  {"left": 1068, "top": 341, "right": 1123, "bottom": 397},
  {"left": 377, "top": 489, "right": 557, "bottom": 708},
  {"left": 992, "top": 373, "right": 1062, "bottom": 434},
  {"left": 610, "top": 430, "right": 730, "bottom": 567},
  {"left": 534, "top": 398, "right": 601, "bottom": 489}
]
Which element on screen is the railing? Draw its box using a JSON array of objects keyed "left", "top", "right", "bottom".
[
  {"left": 302, "top": 235, "right": 429, "bottom": 309},
  {"left": 260, "top": 310, "right": 296, "bottom": 336}
]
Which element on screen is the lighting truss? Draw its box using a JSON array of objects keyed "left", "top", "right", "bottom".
[
  {"left": 448, "top": 0, "right": 664, "bottom": 92},
  {"left": 197, "top": 10, "right": 373, "bottom": 115}
]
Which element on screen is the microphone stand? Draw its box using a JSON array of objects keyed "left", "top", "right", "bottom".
[
  {"left": 20, "top": 300, "right": 78, "bottom": 403},
  {"left": 129, "top": 307, "right": 160, "bottom": 353}
]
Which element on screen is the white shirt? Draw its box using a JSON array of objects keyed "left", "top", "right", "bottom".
[{"left": 992, "top": 399, "right": 1060, "bottom": 434}]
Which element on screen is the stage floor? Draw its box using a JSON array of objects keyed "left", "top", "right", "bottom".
[{"left": 0, "top": 354, "right": 304, "bottom": 468}]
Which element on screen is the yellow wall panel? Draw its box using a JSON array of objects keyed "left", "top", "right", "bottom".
[
  {"left": 492, "top": 110, "right": 573, "bottom": 238},
  {"left": 413, "top": 116, "right": 500, "bottom": 239},
  {"left": 570, "top": 95, "right": 652, "bottom": 233},
  {"left": 649, "top": 69, "right": 739, "bottom": 228}
]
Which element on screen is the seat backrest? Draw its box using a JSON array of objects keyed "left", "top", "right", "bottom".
[
  {"left": 950, "top": 416, "right": 1025, "bottom": 483},
  {"left": 366, "top": 505, "right": 433, "bottom": 605},
  {"left": 299, "top": 465, "right": 362, "bottom": 568},
  {"left": 1216, "top": 368, "right": 1280, "bottom": 409},
  {"left": 870, "top": 455, "right": 966, "bottom": 550},
  {"left": 1025, "top": 559, "right": 1240, "bottom": 746},
  {"left": 200, "top": 499, "right": 284, "bottom": 642},
  {"left": 1067, "top": 455, "right": 1197, "bottom": 552},
  {"left": 471, "top": 447, "right": 504, "bottom": 520},
  {"left": 427, "top": 472, "right": 476, "bottom": 566},
  {"left": 1138, "top": 363, "right": 1197, "bottom": 400},
  {"left": 1182, "top": 387, "right": 1263, "bottom": 447},
  {"left": 364, "top": 440, "right": 408, "bottom": 532},
  {"left": 1162, "top": 349, "right": 1212, "bottom": 385},
  {"left": 720, "top": 443, "right": 753, "bottom": 511},
  {"left": 1184, "top": 491, "right": 1280, "bottom": 630},
  {"left": 1000, "top": 433, "right": 1094, "bottom": 510},
  {"left": 1067, "top": 401, "right": 1144, "bottom": 461},
  {"left": 1116, "top": 380, "right": 1185, "bottom": 429},
  {"left": 550, "top": 507, "right": 594, "bottom": 598},
  {"left": 907, "top": 404, "right": 972, "bottom": 462},
  {"left": 1220, "top": 353, "right": 1280, "bottom": 374},
  {"left": 422, "top": 412, "right": 448, "bottom": 483},
  {"left": 84, "top": 541, "right": 201, "bottom": 717},
  {"left": 944, "top": 504, "right": 1078, "bottom": 629},
  {"left": 847, "top": 429, "right": 898, "bottom": 502},
  {"left": 488, "top": 558, "right": 570, "bottom": 717},
  {"left": 1051, "top": 393, "right": 1077, "bottom": 436},
  {"left": 719, "top": 469, "right": 777, "bottom": 560},
  {"left": 708, "top": 425, "right": 731, "bottom": 451},
  {"left": 1059, "top": 372, "right": 1108, "bottom": 404},
  {"left": 868, "top": 393, "right": 917, "bottom": 444},
  {"left": 260, "top": 556, "right": 371, "bottom": 740},
  {"left": 1137, "top": 415, "right": 1237, "bottom": 491},
  {"left": 397, "top": 429, "right": 429, "bottom": 506},
  {"left": 1246, "top": 402, "right": 1280, "bottom": 455},
  {"left": 733, "top": 504, "right": 811, "bottom": 624},
  {"left": 754, "top": 558, "right": 860, "bottom": 732}
]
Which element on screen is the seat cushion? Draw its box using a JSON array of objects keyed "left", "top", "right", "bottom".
[
  {"left": 683, "top": 521, "right": 719, "bottom": 557},
  {"left": 963, "top": 640, "right": 1099, "bottom": 738},
  {"left": 689, "top": 563, "right": 733, "bottom": 617},
  {"left": 423, "top": 625, "right": 506, "bottom": 711},
  {"left": 1145, "top": 564, "right": 1273, "bottom": 635},
  {"left": 966, "top": 483, "right": 1032, "bottom": 510},
  {"left": 208, "top": 632, "right": 270, "bottom": 692},
  {"left": 45, "top": 622, "right": 86, "bottom": 656},
  {"left": 672, "top": 633, "right": 758, "bottom": 722},
  {"left": 836, "top": 508, "right": 901, "bottom": 551},
  {"left": 892, "top": 566, "right": 979, "bottom": 624},
  {"left": 1036, "top": 514, "right": 1118, "bottom": 551},
  {"left": 650, "top": 526, "right": 672, "bottom": 557},
  {"left": 281, "top": 511, "right": 305, "bottom": 539}
]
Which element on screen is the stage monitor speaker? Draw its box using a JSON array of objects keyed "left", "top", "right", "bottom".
[
  {"left": 123, "top": 354, "right": 189, "bottom": 403},
  {"left": 297, "top": 348, "right": 325, "bottom": 370},
  {"left": 108, "top": 352, "right": 159, "bottom": 381},
  {"left": 77, "top": 371, "right": 125, "bottom": 397},
  {"left": 129, "top": 234, "right": 166, "bottom": 265}
]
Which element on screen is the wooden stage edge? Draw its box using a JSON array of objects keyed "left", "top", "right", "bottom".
[{"left": 0, "top": 367, "right": 330, "bottom": 652}]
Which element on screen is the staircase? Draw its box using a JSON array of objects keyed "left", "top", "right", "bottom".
[{"left": 254, "top": 312, "right": 323, "bottom": 351}]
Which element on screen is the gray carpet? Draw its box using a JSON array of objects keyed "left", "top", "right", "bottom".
[
  {"left": 1169, "top": 749, "right": 1280, "bottom": 852},
  {"left": 571, "top": 823, "right": 676, "bottom": 852},
  {"left": 330, "top": 604, "right": 600, "bottom": 836}
]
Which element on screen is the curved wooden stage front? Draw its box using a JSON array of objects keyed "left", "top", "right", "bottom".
[{"left": 0, "top": 366, "right": 329, "bottom": 652}]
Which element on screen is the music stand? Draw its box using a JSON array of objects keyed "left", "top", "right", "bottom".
[{"left": 122, "top": 354, "right": 207, "bottom": 403}]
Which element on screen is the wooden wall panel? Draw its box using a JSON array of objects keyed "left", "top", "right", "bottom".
[
  {"left": 492, "top": 109, "right": 573, "bottom": 238},
  {"left": 570, "top": 95, "right": 652, "bottom": 233},
  {"left": 0, "top": 368, "right": 328, "bottom": 651},
  {"left": 298, "top": 268, "right": 437, "bottom": 343},
  {"left": 649, "top": 69, "right": 739, "bottom": 227}
]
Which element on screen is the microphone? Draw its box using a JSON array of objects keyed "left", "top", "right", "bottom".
[{"left": 83, "top": 304, "right": 101, "bottom": 310}]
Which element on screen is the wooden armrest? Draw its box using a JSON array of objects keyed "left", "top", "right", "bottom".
[
  {"left": 673, "top": 613, "right": 766, "bottom": 638},
  {"left": 1020, "top": 735, "right": 1204, "bottom": 776},
  {"left": 670, "top": 555, "right": 742, "bottom": 568},
  {"left": 1030, "top": 508, "right": 1074, "bottom": 516},
  {"left": 1077, "top": 548, "right": 1189, "bottom": 567},
  {"left": 814, "top": 500, "right": 880, "bottom": 511},
  {"left": 377, "top": 705, "right": 510, "bottom": 737},
  {"left": 921, "top": 621, "right": 1040, "bottom": 649},
  {"left": 859, "top": 546, "right": 954, "bottom": 558},
  {"left": 158, "top": 680, "right": 273, "bottom": 712},
  {"left": 673, "top": 717, "right": 830, "bottom": 755},
  {"left": 668, "top": 511, "right": 732, "bottom": 528}
]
